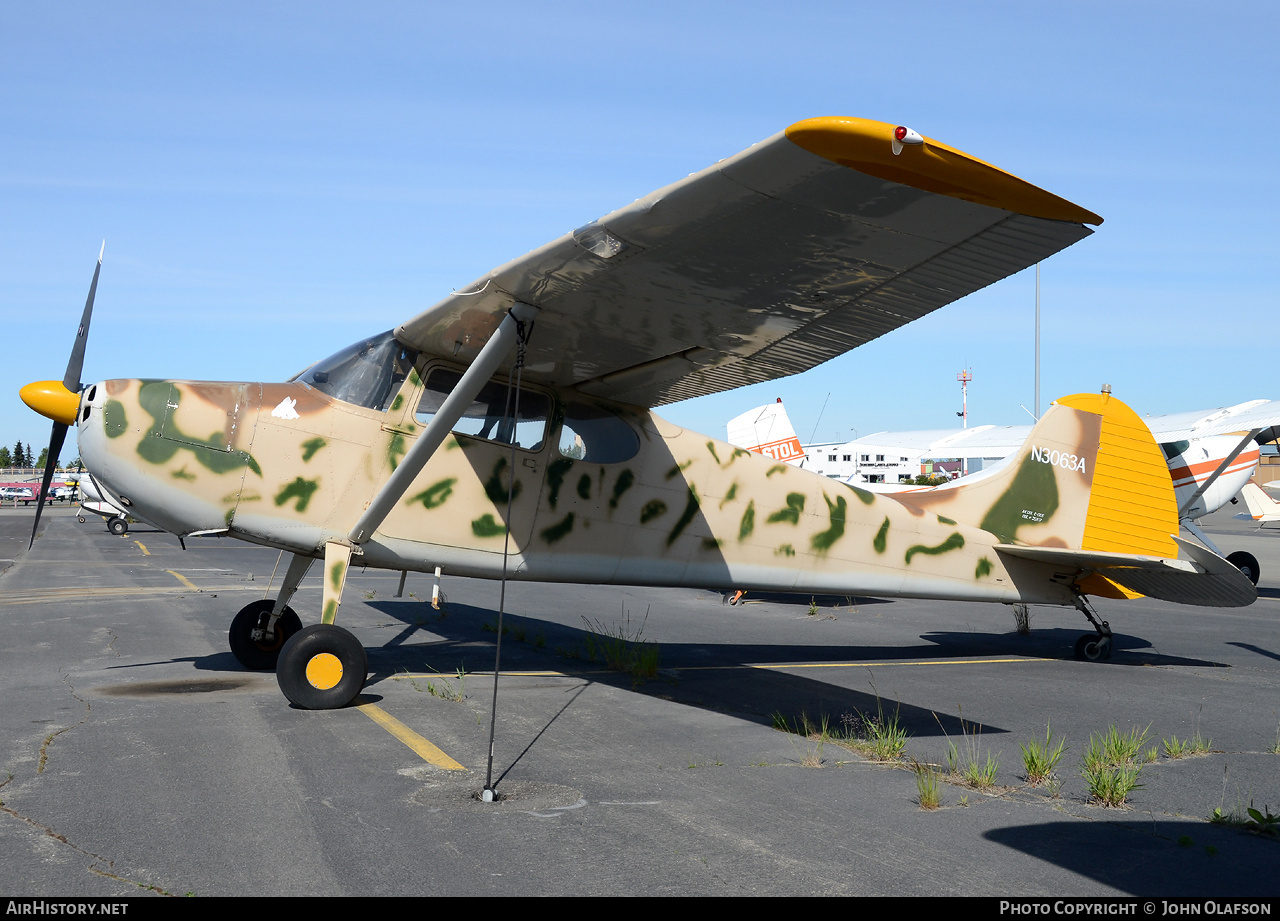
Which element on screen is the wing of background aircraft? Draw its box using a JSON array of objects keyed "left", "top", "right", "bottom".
[{"left": 393, "top": 117, "right": 1100, "bottom": 408}]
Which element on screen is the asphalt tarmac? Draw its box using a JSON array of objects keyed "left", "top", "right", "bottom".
[{"left": 1, "top": 505, "right": 1278, "bottom": 896}]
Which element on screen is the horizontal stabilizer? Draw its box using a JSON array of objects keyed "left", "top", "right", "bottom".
[{"left": 996, "top": 535, "right": 1256, "bottom": 608}]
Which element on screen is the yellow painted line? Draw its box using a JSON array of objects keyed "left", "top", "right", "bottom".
[
  {"left": 165, "top": 570, "right": 201, "bottom": 591},
  {"left": 0, "top": 585, "right": 251, "bottom": 605},
  {"left": 133, "top": 540, "right": 149, "bottom": 556},
  {"left": 355, "top": 699, "right": 465, "bottom": 770},
  {"left": 686, "top": 657, "right": 1052, "bottom": 671}
]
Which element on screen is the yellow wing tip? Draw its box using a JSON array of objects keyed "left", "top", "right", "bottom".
[{"left": 784, "top": 117, "right": 1103, "bottom": 226}]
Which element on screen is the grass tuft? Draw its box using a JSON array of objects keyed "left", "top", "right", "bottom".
[
  {"left": 1020, "top": 721, "right": 1067, "bottom": 786},
  {"left": 579, "top": 608, "right": 659, "bottom": 682},
  {"left": 911, "top": 759, "right": 941, "bottom": 810},
  {"left": 937, "top": 708, "right": 999, "bottom": 790},
  {"left": 1163, "top": 732, "right": 1212, "bottom": 759},
  {"left": 1082, "top": 725, "right": 1149, "bottom": 806}
]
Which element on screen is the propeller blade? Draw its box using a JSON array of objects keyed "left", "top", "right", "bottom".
[
  {"left": 63, "top": 241, "right": 103, "bottom": 393},
  {"left": 29, "top": 421, "right": 68, "bottom": 549}
]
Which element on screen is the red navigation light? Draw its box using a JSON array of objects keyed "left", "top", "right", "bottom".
[{"left": 894, "top": 126, "right": 908, "bottom": 141}]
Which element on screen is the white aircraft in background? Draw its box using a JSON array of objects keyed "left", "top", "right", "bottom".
[
  {"left": 730, "top": 398, "right": 1280, "bottom": 584},
  {"left": 1236, "top": 481, "right": 1280, "bottom": 527}
]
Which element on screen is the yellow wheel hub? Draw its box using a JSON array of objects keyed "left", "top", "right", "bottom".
[{"left": 305, "top": 652, "right": 343, "bottom": 690}]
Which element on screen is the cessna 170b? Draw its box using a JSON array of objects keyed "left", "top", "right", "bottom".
[{"left": 19, "top": 117, "right": 1256, "bottom": 711}]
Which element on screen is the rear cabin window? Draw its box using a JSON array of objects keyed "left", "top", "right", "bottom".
[
  {"left": 558, "top": 401, "right": 640, "bottom": 463},
  {"left": 415, "top": 368, "right": 550, "bottom": 451}
]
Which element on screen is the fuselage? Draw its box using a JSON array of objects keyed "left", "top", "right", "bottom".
[{"left": 74, "top": 353, "right": 1087, "bottom": 607}]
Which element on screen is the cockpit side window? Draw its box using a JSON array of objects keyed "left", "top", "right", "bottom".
[
  {"left": 292, "top": 330, "right": 419, "bottom": 412},
  {"left": 414, "top": 368, "right": 550, "bottom": 452},
  {"left": 1161, "top": 440, "right": 1191, "bottom": 461}
]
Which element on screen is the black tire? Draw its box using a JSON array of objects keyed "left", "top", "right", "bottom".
[
  {"left": 77, "top": 515, "right": 86, "bottom": 523},
  {"left": 277, "top": 624, "right": 367, "bottom": 710},
  {"left": 108, "top": 517, "right": 128, "bottom": 536},
  {"left": 1227, "top": 551, "right": 1260, "bottom": 586},
  {"left": 1074, "top": 634, "right": 1110, "bottom": 662},
  {"left": 228, "top": 600, "right": 304, "bottom": 670}
]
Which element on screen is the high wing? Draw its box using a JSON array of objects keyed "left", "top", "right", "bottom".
[
  {"left": 395, "top": 117, "right": 1100, "bottom": 408},
  {"left": 1144, "top": 400, "right": 1280, "bottom": 443}
]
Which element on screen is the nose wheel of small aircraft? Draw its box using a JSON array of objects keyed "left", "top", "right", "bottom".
[
  {"left": 276, "top": 624, "right": 367, "bottom": 710},
  {"left": 1226, "top": 551, "right": 1260, "bottom": 586},
  {"left": 229, "top": 599, "right": 304, "bottom": 670},
  {"left": 107, "top": 516, "right": 128, "bottom": 536}
]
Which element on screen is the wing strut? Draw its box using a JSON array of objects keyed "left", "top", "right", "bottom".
[{"left": 347, "top": 302, "right": 540, "bottom": 545}]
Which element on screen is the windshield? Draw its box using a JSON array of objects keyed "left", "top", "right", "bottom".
[{"left": 293, "top": 330, "right": 419, "bottom": 411}]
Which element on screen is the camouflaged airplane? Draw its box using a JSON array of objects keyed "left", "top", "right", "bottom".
[{"left": 19, "top": 117, "right": 1257, "bottom": 711}]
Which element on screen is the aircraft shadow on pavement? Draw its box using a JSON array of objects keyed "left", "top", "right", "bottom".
[
  {"left": 357, "top": 600, "right": 1226, "bottom": 740},
  {"left": 983, "top": 820, "right": 1277, "bottom": 895}
]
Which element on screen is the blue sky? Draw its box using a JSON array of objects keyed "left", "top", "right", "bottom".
[{"left": 3, "top": 1, "right": 1277, "bottom": 455}]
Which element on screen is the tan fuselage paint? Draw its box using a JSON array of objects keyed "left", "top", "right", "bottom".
[{"left": 79, "top": 371, "right": 1119, "bottom": 609}]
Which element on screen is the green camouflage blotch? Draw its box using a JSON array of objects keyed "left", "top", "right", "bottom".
[
  {"left": 103, "top": 400, "right": 128, "bottom": 438},
  {"left": 446, "top": 435, "right": 462, "bottom": 450},
  {"left": 275, "top": 477, "right": 320, "bottom": 512},
  {"left": 845, "top": 483, "right": 875, "bottom": 505},
  {"left": 301, "top": 437, "right": 326, "bottom": 461},
  {"left": 409, "top": 477, "right": 456, "bottom": 509},
  {"left": 720, "top": 481, "right": 739, "bottom": 509},
  {"left": 766, "top": 464, "right": 788, "bottom": 477},
  {"left": 775, "top": 544, "right": 795, "bottom": 557},
  {"left": 391, "top": 394, "right": 404, "bottom": 412},
  {"left": 135, "top": 382, "right": 262, "bottom": 476},
  {"left": 701, "top": 537, "right": 723, "bottom": 551},
  {"left": 540, "top": 513, "right": 575, "bottom": 544},
  {"left": 640, "top": 499, "right": 667, "bottom": 524},
  {"left": 768, "top": 492, "right": 805, "bottom": 525},
  {"left": 873, "top": 516, "right": 890, "bottom": 554},
  {"left": 811, "top": 494, "right": 847, "bottom": 552},
  {"left": 408, "top": 368, "right": 421, "bottom": 387},
  {"left": 706, "top": 441, "right": 721, "bottom": 465},
  {"left": 576, "top": 473, "right": 592, "bottom": 500},
  {"left": 329, "top": 559, "right": 345, "bottom": 591},
  {"left": 979, "top": 452, "right": 1060, "bottom": 543},
  {"left": 239, "top": 493, "right": 261, "bottom": 502},
  {"left": 171, "top": 467, "right": 196, "bottom": 481},
  {"left": 471, "top": 514, "right": 506, "bottom": 538},
  {"left": 387, "top": 433, "right": 406, "bottom": 471},
  {"left": 666, "top": 486, "right": 700, "bottom": 547},
  {"left": 665, "top": 460, "right": 693, "bottom": 480},
  {"left": 738, "top": 500, "right": 755, "bottom": 542},
  {"left": 546, "top": 458, "right": 574, "bottom": 510},
  {"left": 323, "top": 599, "right": 338, "bottom": 623},
  {"left": 224, "top": 508, "right": 235, "bottom": 525},
  {"left": 937, "top": 515, "right": 956, "bottom": 525},
  {"left": 483, "top": 457, "right": 521, "bottom": 505},
  {"left": 975, "top": 557, "right": 993, "bottom": 579},
  {"left": 608, "top": 469, "right": 635, "bottom": 510},
  {"left": 905, "top": 532, "right": 966, "bottom": 564},
  {"left": 729, "top": 447, "right": 751, "bottom": 464}
]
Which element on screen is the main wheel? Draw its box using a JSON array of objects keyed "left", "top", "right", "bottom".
[
  {"left": 108, "top": 517, "right": 128, "bottom": 536},
  {"left": 77, "top": 515, "right": 86, "bottom": 523},
  {"left": 1227, "top": 551, "right": 1260, "bottom": 586},
  {"left": 277, "top": 624, "right": 367, "bottom": 710},
  {"left": 228, "top": 600, "right": 303, "bottom": 670},
  {"left": 1074, "top": 634, "right": 1111, "bottom": 661}
]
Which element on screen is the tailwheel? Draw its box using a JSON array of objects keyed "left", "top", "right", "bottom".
[
  {"left": 77, "top": 515, "right": 86, "bottom": 523},
  {"left": 1074, "top": 634, "right": 1112, "bottom": 661},
  {"left": 277, "top": 624, "right": 367, "bottom": 710},
  {"left": 107, "top": 516, "right": 128, "bottom": 535},
  {"left": 229, "top": 599, "right": 303, "bottom": 670},
  {"left": 1227, "top": 551, "right": 1260, "bottom": 586}
]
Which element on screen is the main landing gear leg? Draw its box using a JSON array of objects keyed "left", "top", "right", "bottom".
[
  {"left": 1072, "top": 594, "right": 1113, "bottom": 662},
  {"left": 277, "top": 540, "right": 367, "bottom": 710},
  {"left": 227, "top": 553, "right": 314, "bottom": 670}
]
